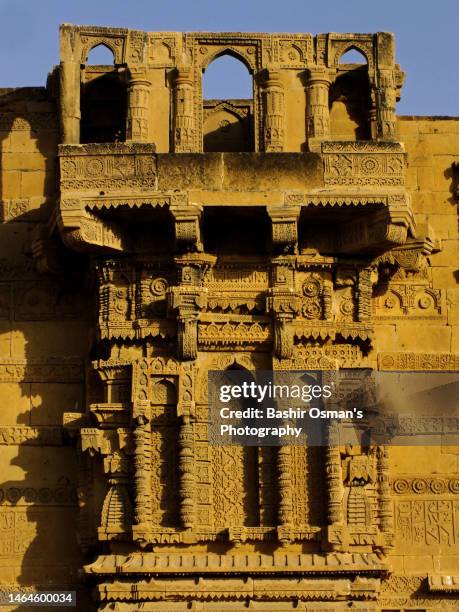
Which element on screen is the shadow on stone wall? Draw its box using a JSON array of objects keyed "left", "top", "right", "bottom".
[{"left": 0, "top": 88, "right": 94, "bottom": 610}]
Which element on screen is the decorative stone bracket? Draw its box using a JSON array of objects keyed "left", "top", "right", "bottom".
[
  {"left": 170, "top": 203, "right": 203, "bottom": 252},
  {"left": 167, "top": 253, "right": 216, "bottom": 359},
  {"left": 266, "top": 256, "right": 301, "bottom": 359},
  {"left": 268, "top": 205, "right": 300, "bottom": 254}
]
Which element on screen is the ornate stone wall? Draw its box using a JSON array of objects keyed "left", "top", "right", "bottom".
[{"left": 0, "top": 23, "right": 457, "bottom": 611}]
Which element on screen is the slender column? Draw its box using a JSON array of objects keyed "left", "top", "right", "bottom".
[
  {"left": 263, "top": 69, "right": 285, "bottom": 152},
  {"left": 132, "top": 411, "right": 152, "bottom": 541},
  {"left": 126, "top": 69, "right": 151, "bottom": 142},
  {"left": 306, "top": 69, "right": 332, "bottom": 152},
  {"left": 325, "top": 423, "right": 343, "bottom": 525},
  {"left": 377, "top": 445, "right": 394, "bottom": 553},
  {"left": 278, "top": 445, "right": 293, "bottom": 527},
  {"left": 357, "top": 268, "right": 372, "bottom": 322},
  {"left": 322, "top": 280, "right": 333, "bottom": 321},
  {"left": 173, "top": 67, "right": 195, "bottom": 152},
  {"left": 375, "top": 69, "right": 397, "bottom": 140},
  {"left": 59, "top": 61, "right": 80, "bottom": 143},
  {"left": 369, "top": 83, "right": 379, "bottom": 140},
  {"left": 178, "top": 414, "right": 195, "bottom": 528}
]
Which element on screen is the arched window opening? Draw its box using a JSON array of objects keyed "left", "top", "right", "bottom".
[
  {"left": 86, "top": 43, "right": 116, "bottom": 65},
  {"left": 80, "top": 48, "right": 127, "bottom": 143},
  {"left": 329, "top": 71, "right": 371, "bottom": 141},
  {"left": 339, "top": 47, "right": 368, "bottom": 65},
  {"left": 202, "top": 54, "right": 254, "bottom": 152}
]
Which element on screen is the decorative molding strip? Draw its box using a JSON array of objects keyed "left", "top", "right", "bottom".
[
  {"left": 0, "top": 485, "right": 77, "bottom": 506},
  {"left": 0, "top": 359, "right": 84, "bottom": 383},
  {"left": 0, "top": 426, "right": 66, "bottom": 446},
  {"left": 392, "top": 477, "right": 459, "bottom": 495},
  {"left": 429, "top": 574, "right": 459, "bottom": 592},
  {"left": 84, "top": 192, "right": 188, "bottom": 211},
  {"left": 85, "top": 551, "right": 388, "bottom": 576},
  {"left": 59, "top": 144, "right": 157, "bottom": 191},
  {"left": 378, "top": 352, "right": 459, "bottom": 371}
]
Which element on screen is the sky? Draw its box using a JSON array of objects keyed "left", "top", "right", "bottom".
[{"left": 0, "top": 0, "right": 457, "bottom": 116}]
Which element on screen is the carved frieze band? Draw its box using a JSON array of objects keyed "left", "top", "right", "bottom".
[
  {"left": 392, "top": 477, "right": 459, "bottom": 495},
  {"left": 378, "top": 352, "right": 459, "bottom": 370},
  {"left": 0, "top": 359, "right": 84, "bottom": 382},
  {"left": 0, "top": 427, "right": 66, "bottom": 446},
  {"left": 322, "top": 142, "right": 405, "bottom": 186}
]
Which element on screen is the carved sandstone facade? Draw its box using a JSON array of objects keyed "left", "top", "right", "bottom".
[{"left": 0, "top": 24, "right": 457, "bottom": 611}]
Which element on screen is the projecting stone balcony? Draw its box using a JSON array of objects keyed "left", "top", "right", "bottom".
[{"left": 57, "top": 141, "right": 415, "bottom": 256}]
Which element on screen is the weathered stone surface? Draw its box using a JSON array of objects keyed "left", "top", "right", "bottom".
[{"left": 0, "top": 21, "right": 456, "bottom": 612}]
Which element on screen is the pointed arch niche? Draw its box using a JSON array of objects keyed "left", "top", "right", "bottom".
[
  {"left": 80, "top": 43, "right": 127, "bottom": 143},
  {"left": 202, "top": 52, "right": 254, "bottom": 152},
  {"left": 330, "top": 47, "right": 371, "bottom": 141}
]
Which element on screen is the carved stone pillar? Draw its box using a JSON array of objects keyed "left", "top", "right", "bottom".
[
  {"left": 377, "top": 445, "right": 393, "bottom": 553},
  {"left": 369, "top": 83, "right": 379, "bottom": 140},
  {"left": 375, "top": 69, "right": 397, "bottom": 140},
  {"left": 173, "top": 67, "right": 195, "bottom": 152},
  {"left": 126, "top": 69, "right": 151, "bottom": 142},
  {"left": 326, "top": 441, "right": 343, "bottom": 525},
  {"left": 324, "top": 427, "right": 345, "bottom": 551},
  {"left": 262, "top": 68, "right": 285, "bottom": 152},
  {"left": 306, "top": 69, "right": 332, "bottom": 152},
  {"left": 357, "top": 268, "right": 372, "bottom": 322},
  {"left": 178, "top": 413, "right": 195, "bottom": 528},
  {"left": 167, "top": 253, "right": 216, "bottom": 360},
  {"left": 277, "top": 445, "right": 293, "bottom": 530},
  {"left": 59, "top": 61, "right": 80, "bottom": 143},
  {"left": 132, "top": 407, "right": 152, "bottom": 542}
]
